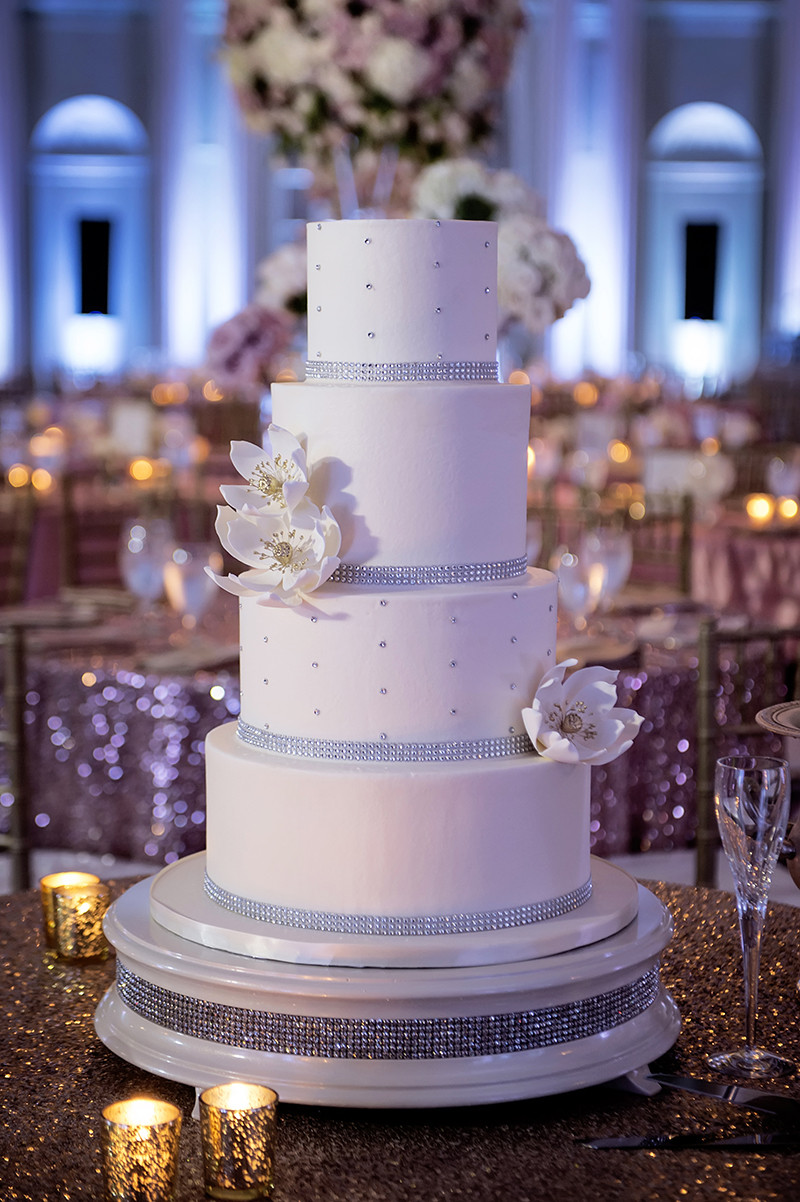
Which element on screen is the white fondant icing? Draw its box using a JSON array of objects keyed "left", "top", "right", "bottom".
[
  {"left": 238, "top": 569, "right": 556, "bottom": 744},
  {"left": 271, "top": 379, "right": 530, "bottom": 567},
  {"left": 306, "top": 220, "right": 498, "bottom": 364},
  {"left": 205, "top": 722, "right": 590, "bottom": 922}
]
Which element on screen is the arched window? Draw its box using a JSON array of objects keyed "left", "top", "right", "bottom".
[
  {"left": 29, "top": 95, "right": 150, "bottom": 381},
  {"left": 641, "top": 102, "right": 763, "bottom": 391}
]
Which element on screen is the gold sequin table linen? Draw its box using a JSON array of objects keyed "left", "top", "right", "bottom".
[{"left": 2, "top": 878, "right": 800, "bottom": 1201}]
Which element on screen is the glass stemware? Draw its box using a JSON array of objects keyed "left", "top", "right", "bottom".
[
  {"left": 550, "top": 546, "right": 608, "bottom": 634},
  {"left": 118, "top": 517, "right": 174, "bottom": 610},
  {"left": 163, "top": 541, "right": 223, "bottom": 630},
  {"left": 708, "top": 754, "right": 795, "bottom": 1079},
  {"left": 579, "top": 527, "right": 633, "bottom": 610}
]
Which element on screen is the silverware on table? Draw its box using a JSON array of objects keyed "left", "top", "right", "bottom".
[
  {"left": 580, "top": 1132, "right": 800, "bottom": 1150},
  {"left": 649, "top": 1073, "right": 800, "bottom": 1119}
]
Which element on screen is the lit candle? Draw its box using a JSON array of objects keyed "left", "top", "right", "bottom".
[
  {"left": 777, "top": 495, "right": 799, "bottom": 524},
  {"left": 101, "top": 1098, "right": 182, "bottom": 1202},
  {"left": 745, "top": 493, "right": 776, "bottom": 527},
  {"left": 199, "top": 1082, "right": 279, "bottom": 1200},
  {"left": 52, "top": 880, "right": 111, "bottom": 962},
  {"left": 39, "top": 871, "right": 99, "bottom": 947}
]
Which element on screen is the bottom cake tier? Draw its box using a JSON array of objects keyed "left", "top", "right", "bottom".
[
  {"left": 95, "top": 870, "right": 679, "bottom": 1109},
  {"left": 204, "top": 722, "right": 593, "bottom": 947}
]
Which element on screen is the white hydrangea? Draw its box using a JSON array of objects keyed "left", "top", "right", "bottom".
[{"left": 364, "top": 38, "right": 431, "bottom": 106}]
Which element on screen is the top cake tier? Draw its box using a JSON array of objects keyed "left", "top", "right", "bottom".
[{"left": 305, "top": 219, "right": 498, "bottom": 376}]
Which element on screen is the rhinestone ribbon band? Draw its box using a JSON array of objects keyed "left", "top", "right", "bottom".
[
  {"left": 237, "top": 718, "right": 533, "bottom": 762},
  {"left": 116, "top": 961, "right": 660, "bottom": 1060},
  {"left": 203, "top": 873, "right": 593, "bottom": 936},
  {"left": 304, "top": 360, "right": 499, "bottom": 382},
  {"left": 329, "top": 556, "right": 527, "bottom": 587}
]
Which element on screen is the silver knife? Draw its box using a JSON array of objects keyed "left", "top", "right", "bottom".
[
  {"left": 581, "top": 1132, "right": 800, "bottom": 1150},
  {"left": 649, "top": 1073, "right": 800, "bottom": 1119}
]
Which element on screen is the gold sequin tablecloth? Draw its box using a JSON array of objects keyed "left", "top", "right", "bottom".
[{"left": 2, "top": 879, "right": 800, "bottom": 1201}]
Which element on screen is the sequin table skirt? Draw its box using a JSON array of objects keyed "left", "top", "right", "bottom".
[{"left": 0, "top": 654, "right": 785, "bottom": 867}]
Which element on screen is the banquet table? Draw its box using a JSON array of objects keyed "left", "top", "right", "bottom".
[
  {"left": 693, "top": 517, "right": 800, "bottom": 626},
  {"left": 2, "top": 879, "right": 800, "bottom": 1201}
]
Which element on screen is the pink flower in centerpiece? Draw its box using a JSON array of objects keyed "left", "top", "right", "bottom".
[
  {"left": 522, "top": 659, "right": 643, "bottom": 765},
  {"left": 206, "top": 304, "right": 293, "bottom": 392}
]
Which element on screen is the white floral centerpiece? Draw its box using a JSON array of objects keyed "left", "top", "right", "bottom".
[
  {"left": 412, "top": 158, "right": 590, "bottom": 336},
  {"left": 522, "top": 659, "right": 643, "bottom": 765},
  {"left": 222, "top": 0, "right": 524, "bottom": 211},
  {"left": 205, "top": 303, "right": 294, "bottom": 393},
  {"left": 207, "top": 429, "right": 341, "bottom": 607},
  {"left": 254, "top": 241, "right": 308, "bottom": 319}
]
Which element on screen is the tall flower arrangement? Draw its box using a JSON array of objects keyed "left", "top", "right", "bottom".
[
  {"left": 412, "top": 159, "right": 591, "bottom": 336},
  {"left": 222, "top": 0, "right": 524, "bottom": 208}
]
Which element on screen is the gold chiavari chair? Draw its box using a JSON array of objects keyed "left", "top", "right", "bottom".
[
  {"left": 694, "top": 616, "right": 800, "bottom": 886},
  {"left": 0, "top": 623, "right": 30, "bottom": 891},
  {"left": 0, "top": 483, "right": 35, "bottom": 607},
  {"left": 625, "top": 492, "right": 694, "bottom": 598}
]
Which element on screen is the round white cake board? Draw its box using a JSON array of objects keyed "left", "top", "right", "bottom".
[
  {"left": 149, "top": 853, "right": 639, "bottom": 969},
  {"left": 95, "top": 874, "right": 680, "bottom": 1108}
]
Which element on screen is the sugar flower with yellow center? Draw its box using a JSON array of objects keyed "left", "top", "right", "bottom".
[
  {"left": 521, "top": 659, "right": 643, "bottom": 765},
  {"left": 221, "top": 428, "right": 309, "bottom": 515},
  {"left": 208, "top": 501, "right": 341, "bottom": 608}
]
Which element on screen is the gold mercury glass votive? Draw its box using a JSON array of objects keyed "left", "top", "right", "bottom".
[
  {"left": 199, "top": 1082, "right": 279, "bottom": 1200},
  {"left": 52, "top": 879, "right": 111, "bottom": 962},
  {"left": 39, "top": 871, "right": 99, "bottom": 947},
  {"left": 101, "top": 1098, "right": 182, "bottom": 1202}
]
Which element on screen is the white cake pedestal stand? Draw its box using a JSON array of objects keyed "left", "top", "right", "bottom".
[{"left": 95, "top": 864, "right": 679, "bottom": 1109}]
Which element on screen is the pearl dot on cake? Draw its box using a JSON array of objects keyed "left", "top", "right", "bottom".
[
  {"left": 316, "top": 305, "right": 321, "bottom": 311},
  {"left": 366, "top": 283, "right": 373, "bottom": 289},
  {"left": 311, "top": 616, "right": 317, "bottom": 623},
  {"left": 262, "top": 636, "right": 268, "bottom": 643},
  {"left": 510, "top": 683, "right": 517, "bottom": 691},
  {"left": 435, "top": 307, "right": 441, "bottom": 314},
  {"left": 511, "top": 636, "right": 518, "bottom": 644},
  {"left": 449, "top": 660, "right": 457, "bottom": 668},
  {"left": 314, "top": 709, "right": 320, "bottom": 716},
  {"left": 315, "top": 264, "right": 320, "bottom": 270},
  {"left": 450, "top": 709, "right": 457, "bottom": 716},
  {"left": 485, "top": 287, "right": 491, "bottom": 294},
  {"left": 379, "top": 641, "right": 386, "bottom": 648},
  {"left": 433, "top": 261, "right": 440, "bottom": 268},
  {"left": 379, "top": 688, "right": 387, "bottom": 695},
  {"left": 512, "top": 593, "right": 519, "bottom": 600},
  {"left": 364, "top": 237, "right": 371, "bottom": 245},
  {"left": 368, "top": 331, "right": 375, "bottom": 339},
  {"left": 312, "top": 662, "right": 318, "bottom": 668},
  {"left": 379, "top": 732, "right": 387, "bottom": 740},
  {"left": 380, "top": 600, "right": 388, "bottom": 607}
]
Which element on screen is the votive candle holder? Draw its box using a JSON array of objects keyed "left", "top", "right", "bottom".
[
  {"left": 101, "top": 1098, "right": 182, "bottom": 1202},
  {"left": 39, "top": 871, "right": 99, "bottom": 947},
  {"left": 199, "top": 1082, "right": 279, "bottom": 1199},
  {"left": 52, "top": 879, "right": 111, "bottom": 962}
]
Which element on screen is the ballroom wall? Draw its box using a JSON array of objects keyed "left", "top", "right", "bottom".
[{"left": 1, "top": 0, "right": 797, "bottom": 387}]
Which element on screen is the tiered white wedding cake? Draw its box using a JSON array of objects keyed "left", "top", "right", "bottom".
[{"left": 96, "top": 219, "right": 679, "bottom": 1106}]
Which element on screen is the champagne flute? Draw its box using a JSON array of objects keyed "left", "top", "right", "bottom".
[
  {"left": 708, "top": 754, "right": 795, "bottom": 1079},
  {"left": 163, "top": 541, "right": 223, "bottom": 630}
]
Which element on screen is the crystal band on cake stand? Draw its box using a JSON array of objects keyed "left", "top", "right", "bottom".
[{"left": 95, "top": 872, "right": 679, "bottom": 1108}]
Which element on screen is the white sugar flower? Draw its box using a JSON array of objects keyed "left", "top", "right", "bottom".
[
  {"left": 220, "top": 430, "right": 309, "bottom": 516},
  {"left": 208, "top": 501, "right": 341, "bottom": 608},
  {"left": 522, "top": 659, "right": 643, "bottom": 766}
]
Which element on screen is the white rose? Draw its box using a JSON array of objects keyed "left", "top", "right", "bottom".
[
  {"left": 364, "top": 37, "right": 431, "bottom": 106},
  {"left": 253, "top": 20, "right": 321, "bottom": 88}
]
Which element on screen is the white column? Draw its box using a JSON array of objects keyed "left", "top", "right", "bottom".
[
  {"left": 770, "top": 0, "right": 800, "bottom": 336},
  {"left": 549, "top": 0, "right": 641, "bottom": 379},
  {"left": 0, "top": 5, "right": 24, "bottom": 380},
  {"left": 154, "top": 0, "right": 250, "bottom": 370}
]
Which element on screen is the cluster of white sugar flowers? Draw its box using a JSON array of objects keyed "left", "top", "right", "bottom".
[
  {"left": 498, "top": 214, "right": 591, "bottom": 335},
  {"left": 207, "top": 428, "right": 341, "bottom": 608},
  {"left": 522, "top": 659, "right": 643, "bottom": 765}
]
